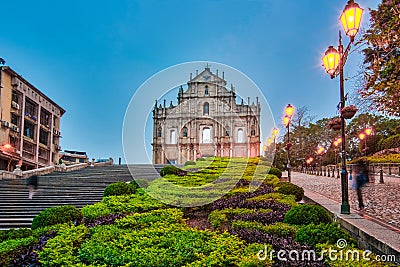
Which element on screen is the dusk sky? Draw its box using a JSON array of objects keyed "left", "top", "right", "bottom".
[{"left": 0, "top": 0, "right": 379, "bottom": 163}]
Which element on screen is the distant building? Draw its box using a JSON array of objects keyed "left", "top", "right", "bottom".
[
  {"left": 152, "top": 67, "right": 261, "bottom": 164},
  {"left": 0, "top": 66, "right": 65, "bottom": 170},
  {"left": 59, "top": 150, "right": 89, "bottom": 164}
]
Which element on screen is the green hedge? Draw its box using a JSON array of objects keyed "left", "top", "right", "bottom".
[
  {"left": 283, "top": 204, "right": 332, "bottom": 225},
  {"left": 0, "top": 228, "right": 32, "bottom": 243},
  {"left": 296, "top": 223, "right": 353, "bottom": 248},
  {"left": 160, "top": 165, "right": 182, "bottom": 176},
  {"left": 31, "top": 205, "right": 83, "bottom": 230},
  {"left": 268, "top": 167, "right": 282, "bottom": 178},
  {"left": 184, "top": 160, "right": 196, "bottom": 166},
  {"left": 103, "top": 182, "right": 136, "bottom": 197},
  {"left": 276, "top": 182, "right": 304, "bottom": 201}
]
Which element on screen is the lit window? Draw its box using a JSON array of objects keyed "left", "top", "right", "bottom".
[
  {"left": 237, "top": 129, "right": 244, "bottom": 143},
  {"left": 204, "top": 102, "right": 209, "bottom": 115},
  {"left": 202, "top": 127, "right": 211, "bottom": 143},
  {"left": 183, "top": 127, "right": 188, "bottom": 137}
]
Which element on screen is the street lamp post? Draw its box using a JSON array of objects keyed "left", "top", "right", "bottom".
[
  {"left": 272, "top": 127, "right": 279, "bottom": 167},
  {"left": 322, "top": 0, "right": 363, "bottom": 214},
  {"left": 359, "top": 128, "right": 373, "bottom": 157},
  {"left": 283, "top": 104, "right": 294, "bottom": 182}
]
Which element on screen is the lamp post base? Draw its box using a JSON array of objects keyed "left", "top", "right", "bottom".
[{"left": 341, "top": 203, "right": 350, "bottom": 214}]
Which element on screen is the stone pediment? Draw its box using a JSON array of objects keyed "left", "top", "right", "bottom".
[{"left": 189, "top": 67, "right": 227, "bottom": 86}]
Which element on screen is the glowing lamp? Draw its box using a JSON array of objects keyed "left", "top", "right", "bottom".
[
  {"left": 283, "top": 116, "right": 290, "bottom": 127},
  {"left": 3, "top": 144, "right": 12, "bottom": 149},
  {"left": 340, "top": 0, "right": 364, "bottom": 42},
  {"left": 322, "top": 46, "right": 340, "bottom": 78},
  {"left": 365, "top": 128, "right": 372, "bottom": 135},
  {"left": 272, "top": 127, "right": 279, "bottom": 137},
  {"left": 359, "top": 133, "right": 366, "bottom": 140},
  {"left": 317, "top": 147, "right": 325, "bottom": 155},
  {"left": 285, "top": 104, "right": 295, "bottom": 117}
]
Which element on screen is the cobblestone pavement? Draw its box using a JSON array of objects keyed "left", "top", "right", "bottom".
[{"left": 291, "top": 172, "right": 400, "bottom": 229}]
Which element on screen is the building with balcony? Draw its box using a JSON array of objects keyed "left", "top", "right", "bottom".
[
  {"left": 0, "top": 66, "right": 65, "bottom": 170},
  {"left": 152, "top": 67, "right": 261, "bottom": 164}
]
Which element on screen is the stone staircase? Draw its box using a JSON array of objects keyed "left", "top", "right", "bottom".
[{"left": 0, "top": 164, "right": 164, "bottom": 229}]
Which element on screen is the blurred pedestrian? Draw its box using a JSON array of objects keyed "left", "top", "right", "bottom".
[
  {"left": 355, "top": 163, "right": 368, "bottom": 210},
  {"left": 26, "top": 175, "right": 39, "bottom": 199}
]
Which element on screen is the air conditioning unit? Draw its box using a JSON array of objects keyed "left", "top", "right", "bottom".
[
  {"left": 1, "top": 121, "right": 9, "bottom": 128},
  {"left": 14, "top": 127, "right": 20, "bottom": 133},
  {"left": 11, "top": 101, "right": 20, "bottom": 110}
]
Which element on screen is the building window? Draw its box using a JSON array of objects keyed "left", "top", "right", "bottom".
[
  {"left": 11, "top": 114, "right": 19, "bottom": 126},
  {"left": 170, "top": 130, "right": 177, "bottom": 144},
  {"left": 40, "top": 108, "right": 51, "bottom": 128},
  {"left": 12, "top": 91, "right": 19, "bottom": 103},
  {"left": 157, "top": 127, "right": 162, "bottom": 137},
  {"left": 203, "top": 102, "right": 209, "bottom": 115},
  {"left": 202, "top": 127, "right": 211, "bottom": 143},
  {"left": 205, "top": 86, "right": 209, "bottom": 96},
  {"left": 25, "top": 98, "right": 37, "bottom": 118},
  {"left": 251, "top": 127, "right": 256, "bottom": 136},
  {"left": 182, "top": 127, "right": 188, "bottom": 137},
  {"left": 24, "top": 120, "right": 35, "bottom": 139},
  {"left": 39, "top": 129, "right": 49, "bottom": 146},
  {"left": 237, "top": 129, "right": 244, "bottom": 143},
  {"left": 225, "top": 130, "right": 230, "bottom": 136}
]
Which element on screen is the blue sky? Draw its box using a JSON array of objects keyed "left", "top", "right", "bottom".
[{"left": 0, "top": 0, "right": 379, "bottom": 162}]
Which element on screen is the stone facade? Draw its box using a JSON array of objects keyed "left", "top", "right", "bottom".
[
  {"left": 0, "top": 66, "right": 65, "bottom": 170},
  {"left": 152, "top": 67, "right": 260, "bottom": 164}
]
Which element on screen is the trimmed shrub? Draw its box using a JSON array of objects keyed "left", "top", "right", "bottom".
[
  {"left": 268, "top": 167, "right": 282, "bottom": 178},
  {"left": 81, "top": 202, "right": 111, "bottom": 221},
  {"left": 196, "top": 157, "right": 206, "bottom": 161},
  {"left": 276, "top": 182, "right": 304, "bottom": 201},
  {"left": 184, "top": 160, "right": 196, "bottom": 166},
  {"left": 296, "top": 223, "right": 354, "bottom": 248},
  {"left": 0, "top": 228, "right": 32, "bottom": 242},
  {"left": 31, "top": 205, "right": 83, "bottom": 230},
  {"left": 283, "top": 204, "right": 332, "bottom": 226},
  {"left": 103, "top": 182, "right": 136, "bottom": 197},
  {"left": 160, "top": 165, "right": 182, "bottom": 176}
]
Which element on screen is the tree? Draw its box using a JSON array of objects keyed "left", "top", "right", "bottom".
[{"left": 361, "top": 0, "right": 400, "bottom": 116}]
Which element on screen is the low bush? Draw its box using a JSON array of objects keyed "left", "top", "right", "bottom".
[
  {"left": 209, "top": 208, "right": 271, "bottom": 229},
  {"left": 184, "top": 160, "right": 196, "bottom": 166},
  {"left": 296, "top": 223, "right": 353, "bottom": 248},
  {"left": 263, "top": 174, "right": 281, "bottom": 187},
  {"left": 283, "top": 204, "right": 332, "bottom": 226},
  {"left": 247, "top": 192, "right": 298, "bottom": 207},
  {"left": 103, "top": 182, "right": 136, "bottom": 197},
  {"left": 159, "top": 165, "right": 182, "bottom": 176},
  {"left": 196, "top": 157, "right": 205, "bottom": 161},
  {"left": 38, "top": 225, "right": 89, "bottom": 266},
  {"left": 276, "top": 182, "right": 304, "bottom": 201},
  {"left": 268, "top": 167, "right": 282, "bottom": 178},
  {"left": 81, "top": 202, "right": 111, "bottom": 221},
  {"left": 232, "top": 220, "right": 298, "bottom": 238},
  {"left": 101, "top": 193, "right": 165, "bottom": 213},
  {"left": 31, "top": 205, "right": 83, "bottom": 230},
  {"left": 0, "top": 228, "right": 32, "bottom": 242},
  {"left": 0, "top": 236, "right": 36, "bottom": 266}
]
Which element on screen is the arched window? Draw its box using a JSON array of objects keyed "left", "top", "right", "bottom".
[
  {"left": 157, "top": 127, "right": 162, "bottom": 137},
  {"left": 202, "top": 127, "right": 211, "bottom": 143},
  {"left": 251, "top": 128, "right": 256, "bottom": 136},
  {"left": 237, "top": 129, "right": 244, "bottom": 143},
  {"left": 203, "top": 102, "right": 209, "bottom": 115},
  {"left": 170, "top": 130, "right": 176, "bottom": 144},
  {"left": 182, "top": 127, "right": 188, "bottom": 137},
  {"left": 205, "top": 86, "right": 209, "bottom": 96}
]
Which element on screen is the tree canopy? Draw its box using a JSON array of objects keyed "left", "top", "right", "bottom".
[{"left": 361, "top": 0, "right": 400, "bottom": 116}]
